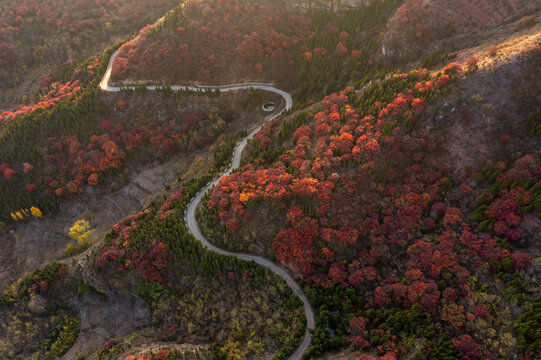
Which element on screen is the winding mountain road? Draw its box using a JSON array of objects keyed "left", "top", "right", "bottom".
[{"left": 100, "top": 49, "right": 315, "bottom": 359}]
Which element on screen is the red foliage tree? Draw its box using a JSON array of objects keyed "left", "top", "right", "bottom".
[
  {"left": 335, "top": 42, "right": 348, "bottom": 56},
  {"left": 272, "top": 227, "right": 316, "bottom": 276},
  {"left": 25, "top": 183, "right": 37, "bottom": 193},
  {"left": 511, "top": 251, "right": 530, "bottom": 270},
  {"left": 453, "top": 334, "right": 481, "bottom": 360}
]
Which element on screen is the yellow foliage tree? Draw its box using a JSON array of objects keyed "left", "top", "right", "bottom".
[
  {"left": 69, "top": 219, "right": 91, "bottom": 239},
  {"left": 221, "top": 340, "right": 245, "bottom": 360},
  {"left": 239, "top": 192, "right": 250, "bottom": 203},
  {"left": 65, "top": 219, "right": 95, "bottom": 257},
  {"left": 10, "top": 207, "right": 43, "bottom": 221},
  {"left": 30, "top": 207, "right": 42, "bottom": 218}
]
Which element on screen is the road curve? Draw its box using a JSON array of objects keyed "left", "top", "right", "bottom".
[{"left": 100, "top": 49, "right": 314, "bottom": 359}]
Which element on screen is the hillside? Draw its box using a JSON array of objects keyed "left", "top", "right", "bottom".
[
  {"left": 200, "top": 31, "right": 541, "bottom": 359},
  {"left": 382, "top": 0, "right": 540, "bottom": 59},
  {"left": 0, "top": 0, "right": 540, "bottom": 360},
  {"left": 109, "top": 0, "right": 403, "bottom": 105},
  {"left": 0, "top": 61, "right": 304, "bottom": 358},
  {"left": 0, "top": 0, "right": 180, "bottom": 111}
]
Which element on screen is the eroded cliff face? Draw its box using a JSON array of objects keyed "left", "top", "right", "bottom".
[{"left": 382, "top": 0, "right": 540, "bottom": 57}]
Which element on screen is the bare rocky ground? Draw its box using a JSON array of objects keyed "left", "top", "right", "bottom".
[
  {"left": 56, "top": 146, "right": 219, "bottom": 357},
  {"left": 63, "top": 290, "right": 152, "bottom": 359},
  {"left": 425, "top": 26, "right": 540, "bottom": 180}
]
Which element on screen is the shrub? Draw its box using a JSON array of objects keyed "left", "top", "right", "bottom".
[
  {"left": 488, "top": 46, "right": 498, "bottom": 57},
  {"left": 65, "top": 219, "right": 95, "bottom": 257},
  {"left": 50, "top": 315, "right": 80, "bottom": 357}
]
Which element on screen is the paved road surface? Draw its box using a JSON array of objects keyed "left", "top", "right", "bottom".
[{"left": 100, "top": 49, "right": 314, "bottom": 359}]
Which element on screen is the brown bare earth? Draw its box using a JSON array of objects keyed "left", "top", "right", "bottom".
[
  {"left": 382, "top": 0, "right": 540, "bottom": 57},
  {"left": 413, "top": 0, "right": 526, "bottom": 29},
  {"left": 425, "top": 28, "right": 541, "bottom": 180},
  {"left": 62, "top": 290, "right": 152, "bottom": 359}
]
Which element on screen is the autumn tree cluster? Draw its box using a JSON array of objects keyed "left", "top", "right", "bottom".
[
  {"left": 0, "top": 80, "right": 82, "bottom": 125},
  {"left": 0, "top": 108, "right": 221, "bottom": 221},
  {"left": 111, "top": 0, "right": 314, "bottom": 84},
  {"left": 110, "top": 0, "right": 401, "bottom": 106},
  {"left": 202, "top": 63, "right": 540, "bottom": 358}
]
